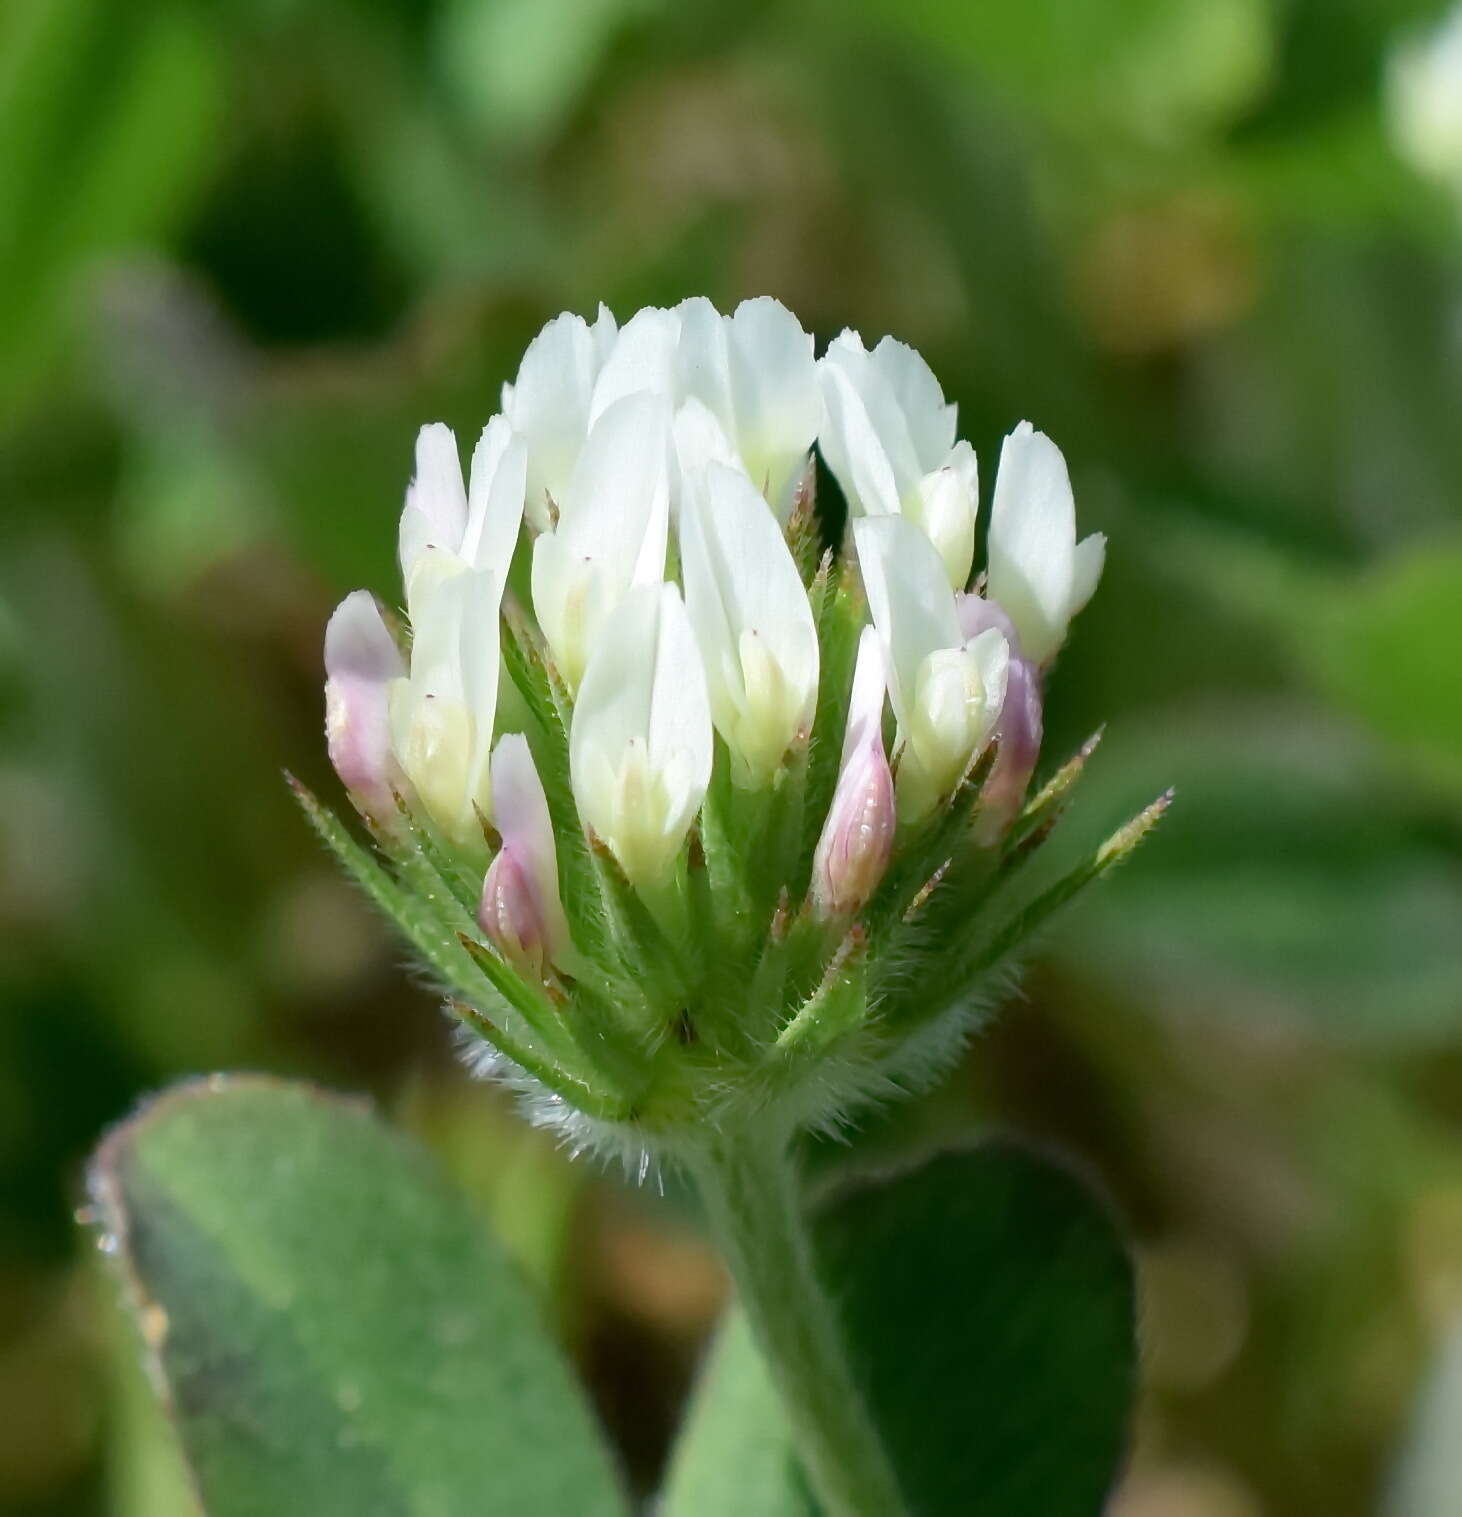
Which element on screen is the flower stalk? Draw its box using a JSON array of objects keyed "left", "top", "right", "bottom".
[{"left": 689, "top": 1127, "right": 909, "bottom": 1517}]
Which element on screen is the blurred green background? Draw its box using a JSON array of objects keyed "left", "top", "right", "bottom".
[{"left": 4, "top": 0, "right": 1462, "bottom": 1512}]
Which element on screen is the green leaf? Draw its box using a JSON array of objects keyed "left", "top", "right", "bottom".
[
  {"left": 89, "top": 1077, "right": 629, "bottom": 1517},
  {"left": 662, "top": 1143, "right": 1135, "bottom": 1517}
]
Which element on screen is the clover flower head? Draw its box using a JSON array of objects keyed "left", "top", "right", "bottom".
[{"left": 301, "top": 297, "right": 1163, "bottom": 1156}]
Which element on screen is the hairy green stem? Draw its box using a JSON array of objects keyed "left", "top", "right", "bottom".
[{"left": 690, "top": 1130, "right": 909, "bottom": 1517}]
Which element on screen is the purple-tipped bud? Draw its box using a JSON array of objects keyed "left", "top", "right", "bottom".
[
  {"left": 480, "top": 847, "right": 553, "bottom": 977},
  {"left": 812, "top": 627, "right": 896, "bottom": 919},
  {"left": 957, "top": 592, "right": 1043, "bottom": 840},
  {"left": 324, "top": 591, "right": 406, "bottom": 821},
  {"left": 477, "top": 734, "right": 570, "bottom": 975}
]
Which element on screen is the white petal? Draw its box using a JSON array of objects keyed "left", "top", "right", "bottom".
[
  {"left": 461, "top": 416, "right": 526, "bottom": 576},
  {"left": 852, "top": 514, "right": 962, "bottom": 734},
  {"left": 394, "top": 567, "right": 502, "bottom": 838},
  {"left": 570, "top": 584, "right": 711, "bottom": 882},
  {"left": 818, "top": 364, "right": 903, "bottom": 519},
  {"left": 502, "top": 313, "right": 600, "bottom": 528},
  {"left": 674, "top": 297, "right": 734, "bottom": 431},
  {"left": 1070, "top": 531, "right": 1107, "bottom": 616},
  {"left": 869, "top": 335, "right": 956, "bottom": 469},
  {"left": 590, "top": 302, "right": 618, "bottom": 365},
  {"left": 588, "top": 306, "right": 680, "bottom": 424},
  {"left": 645, "top": 587, "right": 714, "bottom": 815},
  {"left": 986, "top": 421, "right": 1077, "bottom": 667},
  {"left": 533, "top": 393, "right": 672, "bottom": 686},
  {"left": 966, "top": 626, "right": 1010, "bottom": 730},
  {"left": 558, "top": 392, "right": 672, "bottom": 583},
  {"left": 673, "top": 397, "right": 741, "bottom": 483},
  {"left": 911, "top": 443, "right": 978, "bottom": 590},
  {"left": 681, "top": 462, "right": 818, "bottom": 776},
  {"left": 726, "top": 297, "right": 821, "bottom": 513},
  {"left": 398, "top": 423, "right": 468, "bottom": 581},
  {"left": 325, "top": 589, "right": 404, "bottom": 686},
  {"left": 820, "top": 331, "right": 923, "bottom": 501}
]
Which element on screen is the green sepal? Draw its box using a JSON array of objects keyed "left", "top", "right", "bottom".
[
  {"left": 784, "top": 462, "right": 823, "bottom": 587},
  {"left": 901, "top": 789, "right": 1174, "bottom": 1035},
  {"left": 454, "top": 933, "right": 581, "bottom": 1066},
  {"left": 587, "top": 838, "right": 694, "bottom": 1024},
  {"left": 380, "top": 804, "right": 485, "bottom": 942},
  {"left": 1003, "top": 727, "right": 1104, "bottom": 856},
  {"left": 697, "top": 737, "right": 758, "bottom": 932},
  {"left": 449, "top": 1000, "right": 635, "bottom": 1123},
  {"left": 384, "top": 789, "right": 484, "bottom": 918},
  {"left": 288, "top": 776, "right": 488, "bottom": 1006},
  {"left": 773, "top": 926, "right": 869, "bottom": 1057},
  {"left": 865, "top": 742, "right": 999, "bottom": 944}
]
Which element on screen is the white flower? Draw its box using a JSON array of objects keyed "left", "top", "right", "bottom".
[
  {"left": 1388, "top": 5, "right": 1462, "bottom": 194},
  {"left": 478, "top": 734, "right": 571, "bottom": 976},
  {"left": 811, "top": 626, "right": 896, "bottom": 917},
  {"left": 589, "top": 297, "right": 821, "bottom": 519},
  {"left": 854, "top": 515, "right": 1009, "bottom": 821},
  {"left": 680, "top": 462, "right": 819, "bottom": 784},
  {"left": 323, "top": 590, "right": 405, "bottom": 820},
  {"left": 569, "top": 583, "right": 713, "bottom": 886},
  {"left": 501, "top": 305, "right": 618, "bottom": 531},
  {"left": 530, "top": 392, "right": 673, "bottom": 690},
  {"left": 818, "top": 330, "right": 979, "bottom": 589},
  {"left": 984, "top": 421, "right": 1104, "bottom": 669},
  {"left": 397, "top": 418, "right": 526, "bottom": 616},
  {"left": 389, "top": 567, "right": 504, "bottom": 844}
]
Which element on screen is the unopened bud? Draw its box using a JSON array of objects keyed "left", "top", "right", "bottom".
[
  {"left": 323, "top": 591, "right": 405, "bottom": 821},
  {"left": 479, "top": 847, "right": 552, "bottom": 976},
  {"left": 956, "top": 593, "right": 1043, "bottom": 841},
  {"left": 812, "top": 628, "right": 896, "bottom": 918},
  {"left": 477, "top": 734, "right": 570, "bottom": 974}
]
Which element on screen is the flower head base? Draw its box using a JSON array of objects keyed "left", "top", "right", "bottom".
[{"left": 302, "top": 299, "right": 1162, "bottom": 1157}]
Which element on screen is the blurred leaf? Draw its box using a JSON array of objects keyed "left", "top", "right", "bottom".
[
  {"left": 89, "top": 1077, "right": 629, "bottom": 1517},
  {"left": 1062, "top": 711, "right": 1462, "bottom": 1046},
  {"left": 662, "top": 1143, "right": 1135, "bottom": 1516},
  {"left": 0, "top": 0, "right": 222, "bottom": 421},
  {"left": 1386, "top": 1316, "right": 1462, "bottom": 1517},
  {"left": 1300, "top": 539, "right": 1462, "bottom": 795},
  {"left": 101, "top": 1263, "right": 198, "bottom": 1517},
  {"left": 437, "top": 0, "right": 653, "bottom": 149},
  {"left": 843, "top": 0, "right": 1272, "bottom": 143}
]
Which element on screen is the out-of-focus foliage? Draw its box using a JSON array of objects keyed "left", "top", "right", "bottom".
[{"left": 2, "top": 0, "right": 1461, "bottom": 1513}]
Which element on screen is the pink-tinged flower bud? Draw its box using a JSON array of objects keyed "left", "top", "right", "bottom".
[
  {"left": 477, "top": 734, "right": 570, "bottom": 975},
  {"left": 956, "top": 592, "right": 1043, "bottom": 839},
  {"left": 324, "top": 591, "right": 406, "bottom": 821},
  {"left": 812, "top": 627, "right": 896, "bottom": 919}
]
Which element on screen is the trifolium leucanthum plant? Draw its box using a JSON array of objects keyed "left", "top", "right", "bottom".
[{"left": 295, "top": 298, "right": 1165, "bottom": 1517}]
